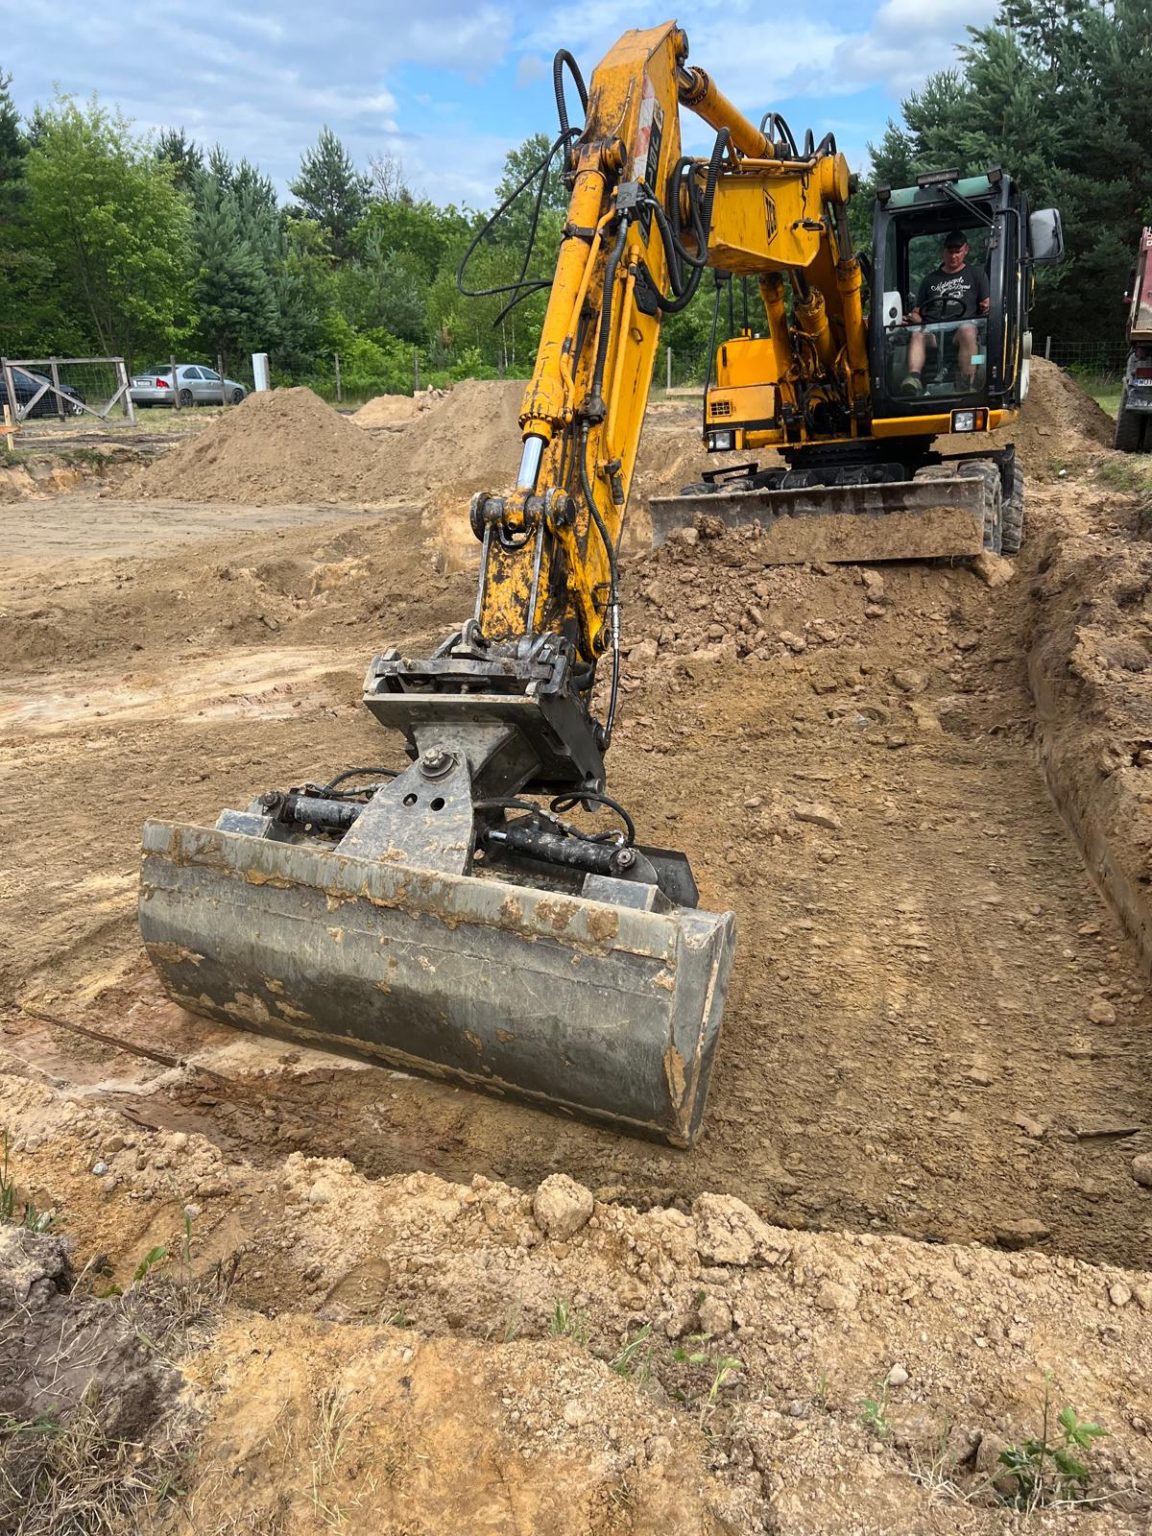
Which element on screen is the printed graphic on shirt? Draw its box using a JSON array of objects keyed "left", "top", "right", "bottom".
[{"left": 915, "top": 264, "right": 990, "bottom": 320}]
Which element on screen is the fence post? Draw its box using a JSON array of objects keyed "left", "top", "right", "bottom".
[
  {"left": 334, "top": 353, "right": 342, "bottom": 403},
  {"left": 413, "top": 348, "right": 420, "bottom": 393},
  {"left": 2, "top": 402, "right": 14, "bottom": 453},
  {"left": 117, "top": 358, "right": 136, "bottom": 424},
  {"left": 2, "top": 359, "right": 20, "bottom": 424},
  {"left": 169, "top": 355, "right": 180, "bottom": 410},
  {"left": 1044, "top": 336, "right": 1052, "bottom": 361},
  {"left": 217, "top": 353, "right": 227, "bottom": 407},
  {"left": 666, "top": 345, "right": 673, "bottom": 391},
  {"left": 48, "top": 357, "right": 65, "bottom": 422}
]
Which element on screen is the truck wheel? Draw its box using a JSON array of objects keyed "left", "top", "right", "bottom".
[
  {"left": 1001, "top": 465, "right": 1025, "bottom": 556},
  {"left": 1114, "top": 406, "right": 1148, "bottom": 453}
]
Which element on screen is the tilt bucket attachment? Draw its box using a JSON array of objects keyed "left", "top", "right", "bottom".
[{"left": 140, "top": 629, "right": 735, "bottom": 1147}]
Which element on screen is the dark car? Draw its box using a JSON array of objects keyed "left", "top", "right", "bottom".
[{"left": 1, "top": 366, "right": 85, "bottom": 419}]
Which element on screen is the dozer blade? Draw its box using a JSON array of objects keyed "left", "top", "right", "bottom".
[
  {"left": 649, "top": 474, "right": 990, "bottom": 562},
  {"left": 140, "top": 821, "right": 735, "bottom": 1148}
]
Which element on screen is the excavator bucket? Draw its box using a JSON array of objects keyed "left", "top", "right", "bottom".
[
  {"left": 140, "top": 818, "right": 735, "bottom": 1148},
  {"left": 649, "top": 469, "right": 996, "bottom": 562}
]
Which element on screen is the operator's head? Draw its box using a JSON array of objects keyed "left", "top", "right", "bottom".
[{"left": 942, "top": 229, "right": 969, "bottom": 270}]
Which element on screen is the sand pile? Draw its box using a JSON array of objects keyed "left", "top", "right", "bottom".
[
  {"left": 353, "top": 386, "right": 447, "bottom": 428},
  {"left": 124, "top": 387, "right": 393, "bottom": 505}
]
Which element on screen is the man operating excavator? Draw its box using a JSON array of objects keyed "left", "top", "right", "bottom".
[{"left": 902, "top": 229, "right": 992, "bottom": 394}]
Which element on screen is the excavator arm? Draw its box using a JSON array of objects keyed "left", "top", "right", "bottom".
[{"left": 476, "top": 22, "right": 868, "bottom": 684}]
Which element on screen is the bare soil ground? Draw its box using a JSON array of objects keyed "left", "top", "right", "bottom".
[{"left": 3, "top": 364, "right": 1152, "bottom": 1532}]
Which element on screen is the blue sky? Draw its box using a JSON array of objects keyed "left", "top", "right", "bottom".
[{"left": 2, "top": 0, "right": 1000, "bottom": 207}]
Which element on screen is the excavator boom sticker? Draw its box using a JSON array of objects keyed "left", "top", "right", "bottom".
[{"left": 632, "top": 73, "right": 664, "bottom": 188}]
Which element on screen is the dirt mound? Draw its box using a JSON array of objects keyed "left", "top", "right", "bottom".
[
  {"left": 934, "top": 358, "right": 1115, "bottom": 474},
  {"left": 353, "top": 393, "right": 420, "bottom": 427},
  {"left": 1027, "top": 356, "right": 1114, "bottom": 442},
  {"left": 4, "top": 1075, "right": 1152, "bottom": 1534},
  {"left": 122, "top": 387, "right": 394, "bottom": 505},
  {"left": 374, "top": 377, "right": 525, "bottom": 499}
]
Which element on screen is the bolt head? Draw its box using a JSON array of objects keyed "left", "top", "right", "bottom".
[
  {"left": 614, "top": 846, "right": 637, "bottom": 870},
  {"left": 419, "top": 745, "right": 454, "bottom": 778}
]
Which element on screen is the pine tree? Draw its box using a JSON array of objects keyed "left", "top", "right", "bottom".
[
  {"left": 191, "top": 162, "right": 278, "bottom": 366},
  {"left": 155, "top": 128, "right": 202, "bottom": 194},
  {"left": 289, "top": 127, "right": 368, "bottom": 261},
  {"left": 864, "top": 0, "right": 1152, "bottom": 344}
]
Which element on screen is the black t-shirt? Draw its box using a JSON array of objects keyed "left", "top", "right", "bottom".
[{"left": 915, "top": 263, "right": 989, "bottom": 320}]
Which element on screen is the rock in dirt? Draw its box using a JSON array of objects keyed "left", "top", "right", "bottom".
[
  {"left": 1013, "top": 1112, "right": 1047, "bottom": 1139},
  {"left": 995, "top": 1218, "right": 1051, "bottom": 1249},
  {"left": 892, "top": 668, "right": 927, "bottom": 695},
  {"left": 970, "top": 551, "right": 1015, "bottom": 589},
  {"left": 814, "top": 1279, "right": 858, "bottom": 1313},
  {"left": 791, "top": 801, "right": 842, "bottom": 832},
  {"left": 1131, "top": 1153, "right": 1152, "bottom": 1188},
  {"left": 697, "top": 1295, "right": 733, "bottom": 1337},
  {"left": 1087, "top": 997, "right": 1117, "bottom": 1026},
  {"left": 0, "top": 1226, "right": 71, "bottom": 1309},
  {"left": 693, "top": 1193, "right": 781, "bottom": 1267},
  {"left": 531, "top": 1174, "right": 594, "bottom": 1240}
]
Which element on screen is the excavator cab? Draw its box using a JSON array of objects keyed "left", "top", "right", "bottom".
[{"left": 870, "top": 168, "right": 1048, "bottom": 435}]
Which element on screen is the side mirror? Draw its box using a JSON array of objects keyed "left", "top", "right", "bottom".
[{"left": 1029, "top": 207, "right": 1064, "bottom": 266}]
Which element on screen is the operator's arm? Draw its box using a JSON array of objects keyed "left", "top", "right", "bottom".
[{"left": 909, "top": 272, "right": 931, "bottom": 324}]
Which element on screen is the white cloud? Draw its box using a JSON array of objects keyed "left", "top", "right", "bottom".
[
  {"left": 824, "top": 0, "right": 1001, "bottom": 95},
  {"left": 518, "top": 0, "right": 1000, "bottom": 110},
  {"left": 0, "top": 0, "right": 1000, "bottom": 206},
  {"left": 515, "top": 54, "right": 548, "bottom": 88}
]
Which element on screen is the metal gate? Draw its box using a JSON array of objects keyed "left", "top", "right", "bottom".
[{"left": 1, "top": 356, "right": 136, "bottom": 425}]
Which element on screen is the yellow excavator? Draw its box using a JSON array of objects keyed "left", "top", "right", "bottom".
[{"left": 139, "top": 23, "right": 1062, "bottom": 1147}]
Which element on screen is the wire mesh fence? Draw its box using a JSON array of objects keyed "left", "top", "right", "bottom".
[{"left": 1039, "top": 337, "right": 1130, "bottom": 378}]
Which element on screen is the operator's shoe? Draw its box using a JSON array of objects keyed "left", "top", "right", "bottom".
[{"left": 899, "top": 375, "right": 924, "bottom": 397}]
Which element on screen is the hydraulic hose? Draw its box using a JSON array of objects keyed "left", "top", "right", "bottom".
[
  {"left": 586, "top": 222, "right": 629, "bottom": 421},
  {"left": 647, "top": 128, "right": 729, "bottom": 314},
  {"left": 553, "top": 49, "right": 588, "bottom": 167},
  {"left": 579, "top": 424, "right": 620, "bottom": 744}
]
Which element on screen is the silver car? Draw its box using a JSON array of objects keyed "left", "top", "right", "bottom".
[{"left": 130, "top": 364, "right": 247, "bottom": 408}]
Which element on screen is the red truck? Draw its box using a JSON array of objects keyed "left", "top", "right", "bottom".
[{"left": 1117, "top": 227, "right": 1152, "bottom": 452}]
